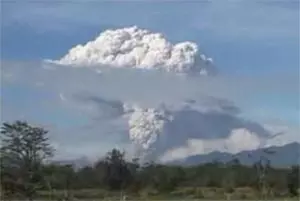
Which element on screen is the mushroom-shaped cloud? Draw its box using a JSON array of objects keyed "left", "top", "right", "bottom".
[{"left": 49, "top": 26, "right": 216, "bottom": 75}]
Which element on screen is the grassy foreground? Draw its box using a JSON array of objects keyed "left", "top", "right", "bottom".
[{"left": 33, "top": 187, "right": 299, "bottom": 200}]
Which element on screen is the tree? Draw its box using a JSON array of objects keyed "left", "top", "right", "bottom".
[
  {"left": 251, "top": 149, "right": 275, "bottom": 200},
  {"left": 287, "top": 165, "right": 299, "bottom": 197},
  {"left": 223, "top": 158, "right": 240, "bottom": 192},
  {"left": 76, "top": 166, "right": 99, "bottom": 189},
  {"left": 103, "top": 149, "right": 132, "bottom": 191},
  {"left": 0, "top": 121, "right": 54, "bottom": 200}
]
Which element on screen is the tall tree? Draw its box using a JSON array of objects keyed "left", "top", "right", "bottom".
[
  {"left": 251, "top": 149, "right": 275, "bottom": 200},
  {"left": 287, "top": 165, "right": 300, "bottom": 197},
  {"left": 0, "top": 121, "right": 54, "bottom": 200},
  {"left": 103, "top": 149, "right": 132, "bottom": 191}
]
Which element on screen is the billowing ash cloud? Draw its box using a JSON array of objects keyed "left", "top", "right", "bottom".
[
  {"left": 128, "top": 107, "right": 171, "bottom": 150},
  {"left": 159, "top": 128, "right": 262, "bottom": 162},
  {"left": 3, "top": 26, "right": 295, "bottom": 162},
  {"left": 48, "top": 26, "right": 215, "bottom": 75},
  {"left": 126, "top": 106, "right": 173, "bottom": 159},
  {"left": 124, "top": 102, "right": 272, "bottom": 161}
]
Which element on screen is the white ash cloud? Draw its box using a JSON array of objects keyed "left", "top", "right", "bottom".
[
  {"left": 159, "top": 128, "right": 262, "bottom": 163},
  {"left": 124, "top": 103, "right": 273, "bottom": 161},
  {"left": 48, "top": 26, "right": 215, "bottom": 75},
  {"left": 128, "top": 107, "right": 171, "bottom": 150},
  {"left": 126, "top": 106, "right": 173, "bottom": 159}
]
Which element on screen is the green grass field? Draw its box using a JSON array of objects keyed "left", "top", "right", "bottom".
[{"left": 32, "top": 187, "right": 299, "bottom": 201}]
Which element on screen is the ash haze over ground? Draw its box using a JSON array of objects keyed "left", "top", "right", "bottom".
[{"left": 1, "top": 1, "right": 299, "bottom": 162}]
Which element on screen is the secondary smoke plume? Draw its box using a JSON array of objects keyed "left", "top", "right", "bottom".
[
  {"left": 127, "top": 106, "right": 173, "bottom": 159},
  {"left": 49, "top": 26, "right": 215, "bottom": 75},
  {"left": 159, "top": 128, "right": 262, "bottom": 162},
  {"left": 125, "top": 102, "right": 270, "bottom": 161}
]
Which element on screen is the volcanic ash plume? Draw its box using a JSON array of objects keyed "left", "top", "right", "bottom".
[
  {"left": 159, "top": 128, "right": 263, "bottom": 163},
  {"left": 127, "top": 106, "right": 173, "bottom": 158},
  {"left": 50, "top": 26, "right": 215, "bottom": 74}
]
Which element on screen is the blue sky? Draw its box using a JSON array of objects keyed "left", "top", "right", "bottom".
[
  {"left": 1, "top": 0, "right": 299, "bottom": 159},
  {"left": 2, "top": 1, "right": 299, "bottom": 74}
]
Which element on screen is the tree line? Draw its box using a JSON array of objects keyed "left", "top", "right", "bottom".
[{"left": 0, "top": 121, "right": 299, "bottom": 200}]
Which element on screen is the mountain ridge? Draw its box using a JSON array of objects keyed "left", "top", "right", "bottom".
[
  {"left": 169, "top": 142, "right": 300, "bottom": 167},
  {"left": 53, "top": 142, "right": 300, "bottom": 168}
]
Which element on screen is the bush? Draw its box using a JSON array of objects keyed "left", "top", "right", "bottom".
[
  {"left": 139, "top": 187, "right": 159, "bottom": 198},
  {"left": 194, "top": 188, "right": 205, "bottom": 199}
]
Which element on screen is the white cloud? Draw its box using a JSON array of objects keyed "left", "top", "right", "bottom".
[
  {"left": 128, "top": 106, "right": 171, "bottom": 150},
  {"left": 126, "top": 106, "right": 172, "bottom": 160},
  {"left": 121, "top": 99, "right": 275, "bottom": 161},
  {"left": 48, "top": 26, "right": 215, "bottom": 75},
  {"left": 159, "top": 128, "right": 262, "bottom": 162}
]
